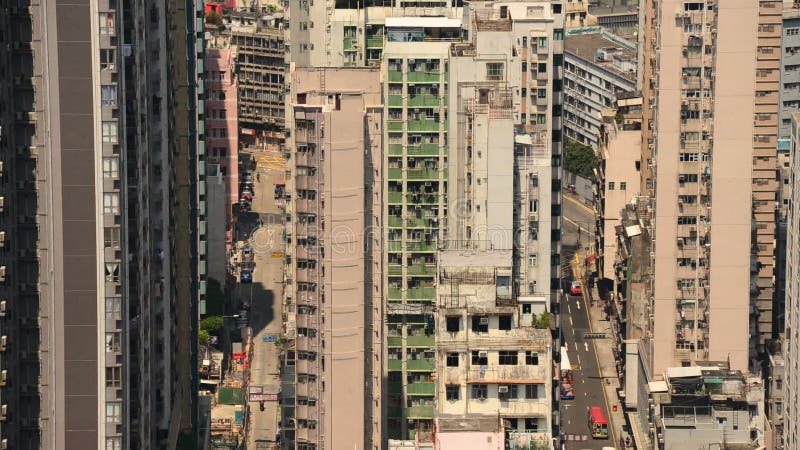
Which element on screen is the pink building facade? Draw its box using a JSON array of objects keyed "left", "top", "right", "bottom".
[{"left": 205, "top": 47, "right": 239, "bottom": 246}]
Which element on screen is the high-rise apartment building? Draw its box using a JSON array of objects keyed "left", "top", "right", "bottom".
[
  {"left": 282, "top": 67, "right": 384, "bottom": 450},
  {"left": 646, "top": 0, "right": 781, "bottom": 375},
  {"left": 0, "top": 0, "right": 198, "bottom": 448},
  {"left": 783, "top": 112, "right": 800, "bottom": 450}
]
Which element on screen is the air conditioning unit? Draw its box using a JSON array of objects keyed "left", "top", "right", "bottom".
[
  {"left": 1, "top": 438, "right": 7, "bottom": 449},
  {"left": 0, "top": 336, "right": 6, "bottom": 352},
  {"left": 478, "top": 351, "right": 488, "bottom": 358},
  {"left": 0, "top": 197, "right": 4, "bottom": 212},
  {"left": 479, "top": 317, "right": 489, "bottom": 325},
  {"left": 0, "top": 301, "right": 6, "bottom": 317},
  {"left": 0, "top": 404, "right": 7, "bottom": 422},
  {"left": 0, "top": 266, "right": 5, "bottom": 282},
  {"left": 0, "top": 370, "right": 6, "bottom": 387},
  {"left": 498, "top": 385, "right": 509, "bottom": 394},
  {"left": 0, "top": 231, "right": 5, "bottom": 247}
]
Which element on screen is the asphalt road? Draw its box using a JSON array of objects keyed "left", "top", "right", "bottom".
[{"left": 559, "top": 196, "right": 615, "bottom": 450}]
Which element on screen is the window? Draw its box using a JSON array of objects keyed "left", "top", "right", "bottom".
[
  {"left": 499, "top": 315, "right": 512, "bottom": 330},
  {"left": 106, "top": 366, "right": 122, "bottom": 388},
  {"left": 101, "top": 85, "right": 117, "bottom": 107},
  {"left": 446, "top": 316, "right": 460, "bottom": 332},
  {"left": 447, "top": 352, "right": 459, "bottom": 367},
  {"left": 105, "top": 401, "right": 122, "bottom": 423},
  {"left": 103, "top": 192, "right": 120, "bottom": 214},
  {"left": 620, "top": 182, "right": 627, "bottom": 191},
  {"left": 486, "top": 62, "right": 504, "bottom": 81},
  {"left": 522, "top": 303, "right": 532, "bottom": 314},
  {"left": 538, "top": 37, "right": 548, "bottom": 47},
  {"left": 498, "top": 384, "right": 519, "bottom": 399},
  {"left": 102, "top": 121, "right": 118, "bottom": 143},
  {"left": 446, "top": 385, "right": 460, "bottom": 401},
  {"left": 529, "top": 254, "right": 538, "bottom": 267},
  {"left": 677, "top": 216, "right": 697, "bottom": 225},
  {"left": 106, "top": 437, "right": 122, "bottom": 450},
  {"left": 100, "top": 12, "right": 115, "bottom": 34},
  {"left": 553, "top": 28, "right": 564, "bottom": 40},
  {"left": 471, "top": 316, "right": 489, "bottom": 332},
  {"left": 608, "top": 182, "right": 615, "bottom": 190},
  {"left": 525, "top": 351, "right": 539, "bottom": 365},
  {"left": 100, "top": 49, "right": 116, "bottom": 70},
  {"left": 103, "top": 157, "right": 119, "bottom": 178},
  {"left": 537, "top": 88, "right": 547, "bottom": 98},
  {"left": 105, "top": 296, "right": 122, "bottom": 320},
  {"left": 104, "top": 227, "right": 121, "bottom": 249},
  {"left": 499, "top": 351, "right": 518, "bottom": 365},
  {"left": 471, "top": 384, "right": 488, "bottom": 400},
  {"left": 788, "top": 28, "right": 799, "bottom": 36},
  {"left": 471, "top": 351, "right": 488, "bottom": 365},
  {"left": 105, "top": 331, "right": 121, "bottom": 352},
  {"left": 105, "top": 263, "right": 120, "bottom": 283},
  {"left": 525, "top": 384, "right": 539, "bottom": 399}
]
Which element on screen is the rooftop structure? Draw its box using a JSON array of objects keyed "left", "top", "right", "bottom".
[{"left": 649, "top": 363, "right": 766, "bottom": 450}]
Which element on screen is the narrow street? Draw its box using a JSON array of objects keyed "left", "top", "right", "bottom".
[
  {"left": 233, "top": 148, "right": 286, "bottom": 449},
  {"left": 559, "top": 195, "right": 617, "bottom": 449}
]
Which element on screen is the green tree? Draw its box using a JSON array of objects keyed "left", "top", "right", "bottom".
[
  {"left": 199, "top": 329, "right": 210, "bottom": 346},
  {"left": 206, "top": 278, "right": 224, "bottom": 316},
  {"left": 534, "top": 312, "right": 551, "bottom": 329},
  {"left": 200, "top": 315, "right": 224, "bottom": 333},
  {"left": 564, "top": 138, "right": 597, "bottom": 180}
]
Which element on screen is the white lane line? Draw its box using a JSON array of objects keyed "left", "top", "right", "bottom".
[
  {"left": 567, "top": 303, "right": 571, "bottom": 314},
  {"left": 569, "top": 316, "right": 574, "bottom": 327},
  {"left": 584, "top": 342, "right": 589, "bottom": 352},
  {"left": 574, "top": 342, "right": 578, "bottom": 351},
  {"left": 577, "top": 354, "right": 581, "bottom": 365}
]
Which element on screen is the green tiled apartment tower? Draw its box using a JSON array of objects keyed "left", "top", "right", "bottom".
[{"left": 384, "top": 56, "right": 448, "bottom": 440}]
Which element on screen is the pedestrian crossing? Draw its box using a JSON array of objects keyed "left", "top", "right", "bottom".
[{"left": 563, "top": 434, "right": 589, "bottom": 441}]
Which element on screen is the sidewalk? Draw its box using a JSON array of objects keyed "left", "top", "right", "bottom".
[{"left": 586, "top": 280, "right": 634, "bottom": 450}]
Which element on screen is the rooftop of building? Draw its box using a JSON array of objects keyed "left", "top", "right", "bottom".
[
  {"left": 436, "top": 415, "right": 502, "bottom": 433},
  {"left": 651, "top": 362, "right": 764, "bottom": 405},
  {"left": 438, "top": 248, "right": 512, "bottom": 269},
  {"left": 589, "top": 4, "right": 638, "bottom": 16},
  {"left": 565, "top": 27, "right": 637, "bottom": 81}
]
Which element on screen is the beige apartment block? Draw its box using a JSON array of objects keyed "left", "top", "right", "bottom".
[
  {"left": 282, "top": 67, "right": 384, "bottom": 450},
  {"left": 594, "top": 97, "right": 642, "bottom": 304},
  {"left": 435, "top": 249, "right": 552, "bottom": 448},
  {"left": 783, "top": 113, "right": 800, "bottom": 450},
  {"left": 647, "top": 0, "right": 780, "bottom": 376}
]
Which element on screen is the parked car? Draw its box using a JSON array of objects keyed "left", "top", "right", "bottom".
[
  {"left": 242, "top": 245, "right": 253, "bottom": 262},
  {"left": 570, "top": 281, "right": 582, "bottom": 296},
  {"left": 240, "top": 269, "right": 253, "bottom": 283}
]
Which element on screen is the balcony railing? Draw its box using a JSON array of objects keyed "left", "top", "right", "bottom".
[
  {"left": 388, "top": 120, "right": 404, "bottom": 132},
  {"left": 388, "top": 216, "right": 403, "bottom": 228},
  {"left": 406, "top": 193, "right": 439, "bottom": 204},
  {"left": 407, "top": 358, "right": 435, "bottom": 372},
  {"left": 388, "top": 287, "right": 402, "bottom": 300},
  {"left": 407, "top": 143, "right": 440, "bottom": 156},
  {"left": 406, "top": 241, "right": 437, "bottom": 252},
  {"left": 407, "top": 382, "right": 435, "bottom": 396},
  {"left": 407, "top": 286, "right": 435, "bottom": 300},
  {"left": 388, "top": 70, "right": 403, "bottom": 82},
  {"left": 406, "top": 168, "right": 440, "bottom": 180},
  {"left": 408, "top": 94, "right": 440, "bottom": 107},
  {"left": 407, "top": 72, "right": 440, "bottom": 84},
  {"left": 406, "top": 217, "right": 436, "bottom": 228},
  {"left": 388, "top": 167, "right": 402, "bottom": 180},
  {"left": 388, "top": 191, "right": 403, "bottom": 204},
  {"left": 407, "top": 404, "right": 435, "bottom": 418},
  {"left": 407, "top": 263, "right": 435, "bottom": 276},
  {"left": 406, "top": 334, "right": 434, "bottom": 347},
  {"left": 388, "top": 94, "right": 403, "bottom": 107},
  {"left": 366, "top": 35, "right": 384, "bottom": 48},
  {"left": 408, "top": 120, "right": 440, "bottom": 133},
  {"left": 388, "top": 143, "right": 403, "bottom": 156}
]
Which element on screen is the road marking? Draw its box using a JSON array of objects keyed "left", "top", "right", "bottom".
[
  {"left": 574, "top": 342, "right": 578, "bottom": 351},
  {"left": 576, "top": 300, "right": 581, "bottom": 310},
  {"left": 567, "top": 303, "right": 571, "bottom": 314},
  {"left": 584, "top": 342, "right": 589, "bottom": 352},
  {"left": 564, "top": 193, "right": 595, "bottom": 214},
  {"left": 569, "top": 316, "right": 574, "bottom": 327},
  {"left": 577, "top": 354, "right": 581, "bottom": 365}
]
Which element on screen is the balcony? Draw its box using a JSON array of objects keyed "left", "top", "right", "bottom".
[
  {"left": 388, "top": 191, "right": 403, "bottom": 204},
  {"left": 366, "top": 35, "right": 384, "bottom": 48},
  {"left": 407, "top": 382, "right": 435, "bottom": 396},
  {"left": 408, "top": 120, "right": 440, "bottom": 133},
  {"left": 406, "top": 193, "right": 439, "bottom": 204},
  {"left": 466, "top": 364, "right": 547, "bottom": 383},
  {"left": 388, "top": 336, "right": 402, "bottom": 347},
  {"left": 406, "top": 217, "right": 436, "bottom": 228},
  {"left": 406, "top": 168, "right": 440, "bottom": 180},
  {"left": 388, "top": 144, "right": 403, "bottom": 156},
  {"left": 407, "top": 143, "right": 440, "bottom": 157},
  {"left": 388, "top": 94, "right": 403, "bottom": 107},
  {"left": 388, "top": 264, "right": 403, "bottom": 276},
  {"left": 388, "top": 216, "right": 403, "bottom": 228},
  {"left": 407, "top": 404, "right": 435, "bottom": 419},
  {"left": 388, "top": 70, "right": 403, "bottom": 82},
  {"left": 388, "top": 168, "right": 402, "bottom": 180},
  {"left": 388, "top": 241, "right": 402, "bottom": 252},
  {"left": 406, "top": 241, "right": 437, "bottom": 252},
  {"left": 407, "top": 286, "right": 435, "bottom": 300},
  {"left": 407, "top": 263, "right": 435, "bottom": 276},
  {"left": 388, "top": 359, "right": 402, "bottom": 371},
  {"left": 388, "top": 287, "right": 402, "bottom": 301},
  {"left": 388, "top": 120, "right": 404, "bottom": 132},
  {"left": 407, "top": 71, "right": 440, "bottom": 84},
  {"left": 407, "top": 358, "right": 435, "bottom": 372},
  {"left": 406, "top": 334, "right": 434, "bottom": 348},
  {"left": 408, "top": 94, "right": 440, "bottom": 108}
]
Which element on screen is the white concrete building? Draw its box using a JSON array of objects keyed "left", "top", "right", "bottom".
[{"left": 564, "top": 27, "right": 637, "bottom": 148}]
